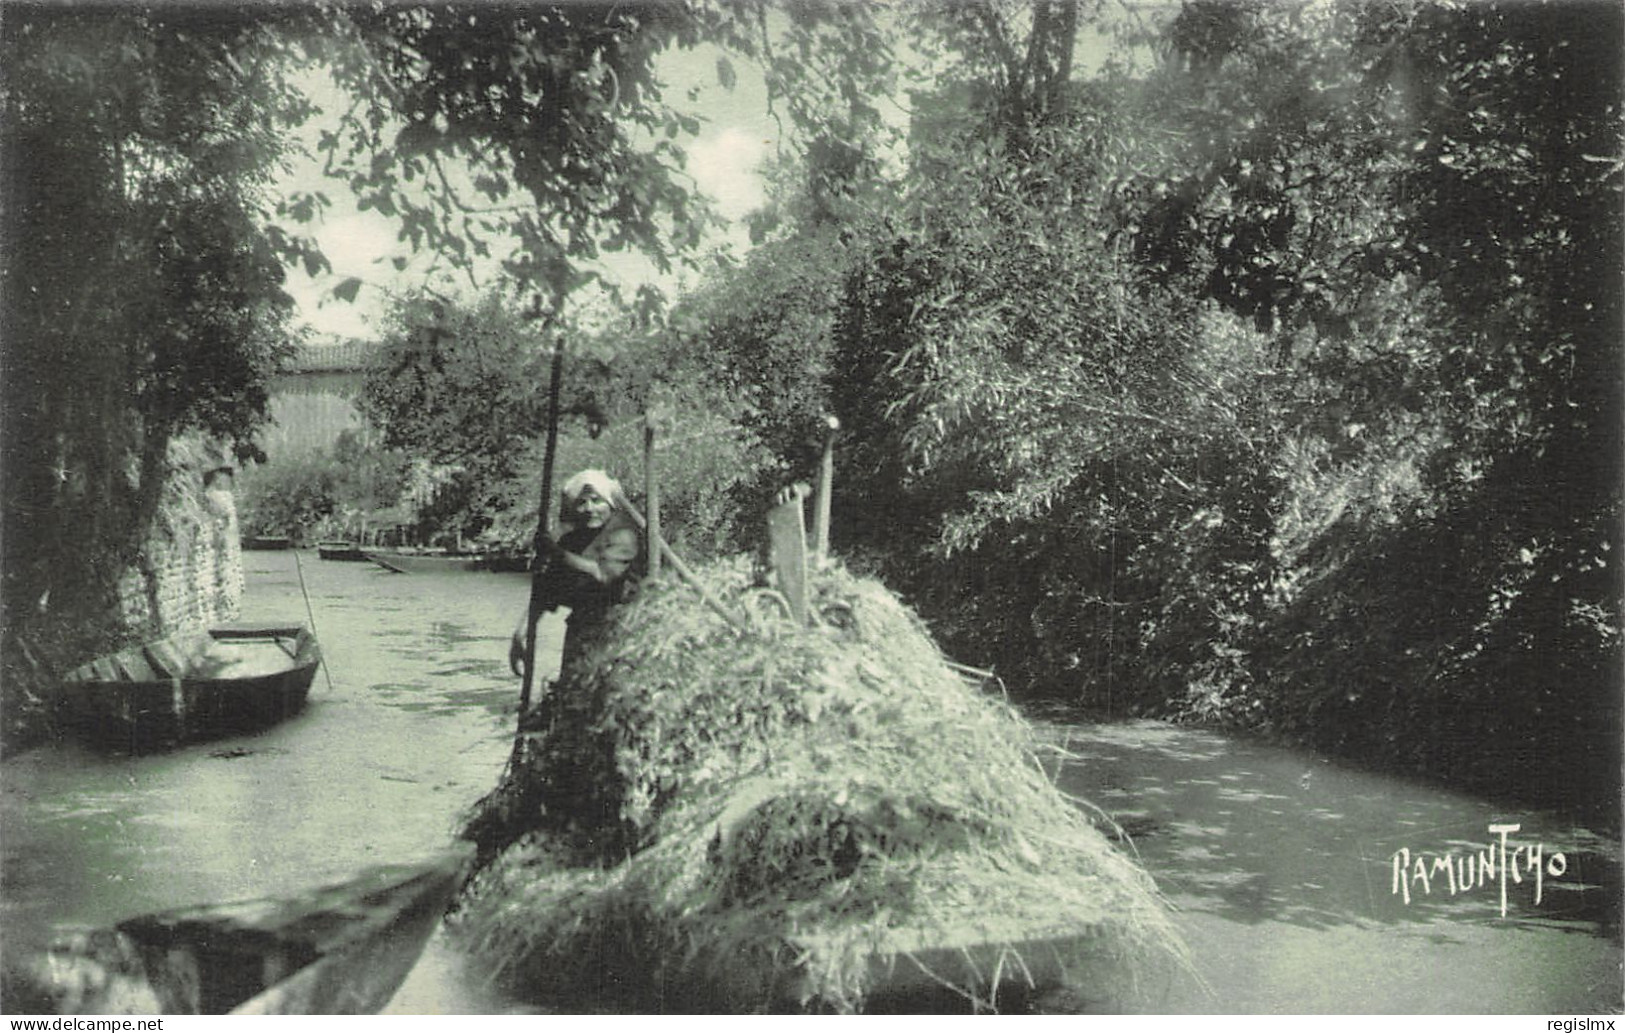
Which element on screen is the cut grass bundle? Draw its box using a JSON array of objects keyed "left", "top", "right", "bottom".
[{"left": 454, "top": 556, "right": 1187, "bottom": 1013}]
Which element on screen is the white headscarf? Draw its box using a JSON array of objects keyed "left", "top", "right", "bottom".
[{"left": 561, "top": 468, "right": 622, "bottom": 507}]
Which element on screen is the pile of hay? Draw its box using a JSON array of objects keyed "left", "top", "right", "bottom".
[{"left": 453, "top": 557, "right": 1185, "bottom": 1013}]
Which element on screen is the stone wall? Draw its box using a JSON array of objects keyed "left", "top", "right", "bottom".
[
  {"left": 0, "top": 438, "right": 246, "bottom": 754},
  {"left": 112, "top": 446, "right": 243, "bottom": 640}
]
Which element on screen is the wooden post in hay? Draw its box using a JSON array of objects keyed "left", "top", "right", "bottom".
[
  {"left": 813, "top": 415, "right": 838, "bottom": 562},
  {"left": 766, "top": 482, "right": 812, "bottom": 625},
  {"left": 643, "top": 418, "right": 661, "bottom": 579}
]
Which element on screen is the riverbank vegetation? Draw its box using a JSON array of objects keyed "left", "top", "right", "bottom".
[
  {"left": 4, "top": 1, "right": 1618, "bottom": 826},
  {"left": 808, "top": 0, "right": 1623, "bottom": 823},
  {"left": 360, "top": 1, "right": 1621, "bottom": 822}
]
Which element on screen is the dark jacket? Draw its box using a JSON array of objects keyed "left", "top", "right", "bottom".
[{"left": 536, "top": 510, "right": 641, "bottom": 667}]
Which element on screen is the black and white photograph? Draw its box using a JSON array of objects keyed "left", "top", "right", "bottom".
[{"left": 1, "top": 0, "right": 1620, "bottom": 1019}]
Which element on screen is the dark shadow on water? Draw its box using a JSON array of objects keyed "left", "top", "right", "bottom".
[
  {"left": 370, "top": 682, "right": 517, "bottom": 718},
  {"left": 428, "top": 661, "right": 508, "bottom": 679}
]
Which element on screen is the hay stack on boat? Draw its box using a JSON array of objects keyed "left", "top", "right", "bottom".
[{"left": 454, "top": 557, "right": 1185, "bottom": 1013}]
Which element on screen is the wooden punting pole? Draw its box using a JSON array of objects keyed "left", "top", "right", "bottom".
[{"left": 644, "top": 418, "right": 661, "bottom": 579}]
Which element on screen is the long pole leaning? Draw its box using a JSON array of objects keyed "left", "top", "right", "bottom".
[
  {"left": 518, "top": 335, "right": 567, "bottom": 716},
  {"left": 611, "top": 489, "right": 749, "bottom": 632}
]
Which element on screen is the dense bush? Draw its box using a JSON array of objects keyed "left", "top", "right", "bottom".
[
  {"left": 235, "top": 430, "right": 410, "bottom": 543},
  {"left": 482, "top": 409, "right": 775, "bottom": 562},
  {"left": 797, "top": 0, "right": 1621, "bottom": 820}
]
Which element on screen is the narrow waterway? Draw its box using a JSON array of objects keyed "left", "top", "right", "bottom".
[
  {"left": 1, "top": 552, "right": 1618, "bottom": 1013},
  {"left": 1048, "top": 721, "right": 1621, "bottom": 1013},
  {"left": 0, "top": 550, "right": 539, "bottom": 1013}
]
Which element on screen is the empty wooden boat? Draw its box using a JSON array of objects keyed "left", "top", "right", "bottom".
[
  {"left": 364, "top": 550, "right": 481, "bottom": 574},
  {"left": 59, "top": 624, "right": 321, "bottom": 750},
  {"left": 317, "top": 541, "right": 369, "bottom": 561},
  {"left": 241, "top": 536, "right": 293, "bottom": 550}
]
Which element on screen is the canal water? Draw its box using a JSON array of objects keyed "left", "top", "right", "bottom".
[
  {"left": 1047, "top": 721, "right": 1622, "bottom": 1013},
  {"left": 1, "top": 551, "right": 1619, "bottom": 1014},
  {"left": 0, "top": 550, "right": 537, "bottom": 1013}
]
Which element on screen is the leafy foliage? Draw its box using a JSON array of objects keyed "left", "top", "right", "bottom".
[
  {"left": 234, "top": 452, "right": 342, "bottom": 544},
  {"left": 1135, "top": 0, "right": 1624, "bottom": 813},
  {"left": 798, "top": 0, "right": 1620, "bottom": 818},
  {"left": 554, "top": 408, "right": 772, "bottom": 558},
  {"left": 235, "top": 428, "right": 411, "bottom": 543},
  {"left": 668, "top": 230, "right": 851, "bottom": 481},
  {"left": 309, "top": 2, "right": 894, "bottom": 318}
]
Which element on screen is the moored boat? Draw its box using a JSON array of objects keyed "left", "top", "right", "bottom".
[
  {"left": 364, "top": 549, "right": 482, "bottom": 574},
  {"left": 4, "top": 846, "right": 473, "bottom": 1015},
  {"left": 317, "top": 541, "right": 369, "bottom": 561},
  {"left": 241, "top": 536, "right": 293, "bottom": 551},
  {"left": 59, "top": 624, "right": 322, "bottom": 751}
]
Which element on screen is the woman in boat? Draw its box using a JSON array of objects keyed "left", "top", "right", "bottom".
[{"left": 508, "top": 468, "right": 643, "bottom": 684}]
